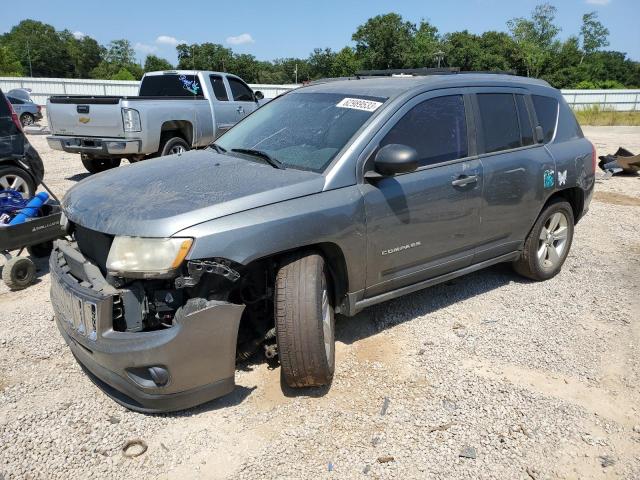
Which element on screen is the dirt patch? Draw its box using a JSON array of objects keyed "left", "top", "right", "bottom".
[{"left": 594, "top": 191, "right": 640, "bottom": 206}]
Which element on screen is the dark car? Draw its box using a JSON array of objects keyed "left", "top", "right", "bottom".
[
  {"left": 0, "top": 89, "right": 44, "bottom": 197},
  {"left": 50, "top": 72, "right": 595, "bottom": 412}
]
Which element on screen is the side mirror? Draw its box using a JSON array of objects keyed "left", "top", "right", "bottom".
[
  {"left": 254, "top": 91, "right": 264, "bottom": 101},
  {"left": 371, "top": 144, "right": 419, "bottom": 176},
  {"left": 535, "top": 125, "right": 545, "bottom": 144}
]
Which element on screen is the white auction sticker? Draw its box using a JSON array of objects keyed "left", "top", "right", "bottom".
[{"left": 336, "top": 97, "right": 383, "bottom": 112}]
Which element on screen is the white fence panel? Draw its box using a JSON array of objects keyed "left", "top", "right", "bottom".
[{"left": 2, "top": 76, "right": 639, "bottom": 110}]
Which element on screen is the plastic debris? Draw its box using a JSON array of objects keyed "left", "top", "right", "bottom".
[{"left": 598, "top": 147, "right": 640, "bottom": 175}]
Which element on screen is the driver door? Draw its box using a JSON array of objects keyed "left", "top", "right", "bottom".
[{"left": 359, "top": 91, "right": 483, "bottom": 298}]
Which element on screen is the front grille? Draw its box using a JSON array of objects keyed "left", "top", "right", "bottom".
[{"left": 74, "top": 225, "right": 114, "bottom": 274}]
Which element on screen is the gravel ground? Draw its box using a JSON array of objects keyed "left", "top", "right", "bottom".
[{"left": 0, "top": 126, "right": 639, "bottom": 479}]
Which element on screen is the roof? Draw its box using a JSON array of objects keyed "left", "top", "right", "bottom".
[{"left": 296, "top": 74, "right": 553, "bottom": 100}]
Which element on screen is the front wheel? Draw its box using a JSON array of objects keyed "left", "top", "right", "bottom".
[
  {"left": 80, "top": 154, "right": 121, "bottom": 174},
  {"left": 275, "top": 252, "right": 335, "bottom": 388},
  {"left": 513, "top": 199, "right": 574, "bottom": 281}
]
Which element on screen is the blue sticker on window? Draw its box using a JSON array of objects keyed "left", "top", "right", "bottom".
[
  {"left": 179, "top": 74, "right": 200, "bottom": 95},
  {"left": 543, "top": 169, "right": 555, "bottom": 189}
]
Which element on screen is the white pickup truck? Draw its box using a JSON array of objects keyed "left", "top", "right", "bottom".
[{"left": 46, "top": 71, "right": 265, "bottom": 173}]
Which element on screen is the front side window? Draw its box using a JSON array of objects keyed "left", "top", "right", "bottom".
[
  {"left": 380, "top": 95, "right": 468, "bottom": 167},
  {"left": 477, "top": 93, "right": 521, "bottom": 153},
  {"left": 209, "top": 75, "right": 229, "bottom": 101},
  {"left": 532, "top": 95, "right": 558, "bottom": 143},
  {"left": 228, "top": 77, "right": 254, "bottom": 102},
  {"left": 139, "top": 74, "right": 204, "bottom": 97},
  {"left": 216, "top": 92, "right": 386, "bottom": 173}
]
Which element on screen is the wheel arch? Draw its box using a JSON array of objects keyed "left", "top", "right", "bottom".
[
  {"left": 544, "top": 187, "right": 585, "bottom": 225},
  {"left": 160, "top": 120, "right": 194, "bottom": 146}
]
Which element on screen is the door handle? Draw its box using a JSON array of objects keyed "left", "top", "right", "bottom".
[
  {"left": 236, "top": 106, "right": 244, "bottom": 114},
  {"left": 451, "top": 174, "right": 478, "bottom": 187}
]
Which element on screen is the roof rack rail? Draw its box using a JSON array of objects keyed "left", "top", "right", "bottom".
[{"left": 354, "top": 68, "right": 517, "bottom": 78}]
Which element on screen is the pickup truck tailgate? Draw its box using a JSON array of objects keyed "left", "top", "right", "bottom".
[{"left": 48, "top": 97, "right": 125, "bottom": 138}]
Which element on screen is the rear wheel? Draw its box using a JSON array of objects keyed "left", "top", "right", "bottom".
[
  {"left": 0, "top": 166, "right": 35, "bottom": 198},
  {"left": 513, "top": 199, "right": 574, "bottom": 281},
  {"left": 159, "top": 136, "right": 190, "bottom": 157},
  {"left": 20, "top": 113, "right": 35, "bottom": 127},
  {"left": 2, "top": 257, "right": 36, "bottom": 290},
  {"left": 275, "top": 252, "right": 335, "bottom": 388},
  {"left": 81, "top": 154, "right": 121, "bottom": 174}
]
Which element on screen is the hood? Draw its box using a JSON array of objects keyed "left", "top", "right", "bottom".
[{"left": 63, "top": 149, "right": 325, "bottom": 237}]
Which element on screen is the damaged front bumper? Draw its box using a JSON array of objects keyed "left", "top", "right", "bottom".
[{"left": 49, "top": 240, "right": 245, "bottom": 413}]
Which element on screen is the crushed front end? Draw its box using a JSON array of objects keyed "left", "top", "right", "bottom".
[{"left": 49, "top": 225, "right": 250, "bottom": 413}]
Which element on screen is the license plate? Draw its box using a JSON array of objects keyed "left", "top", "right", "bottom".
[{"left": 52, "top": 277, "right": 97, "bottom": 341}]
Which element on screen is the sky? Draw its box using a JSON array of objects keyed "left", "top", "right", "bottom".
[{"left": 2, "top": 0, "right": 639, "bottom": 63}]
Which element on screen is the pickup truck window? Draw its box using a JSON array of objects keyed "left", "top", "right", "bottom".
[
  {"left": 209, "top": 75, "right": 229, "bottom": 101},
  {"left": 216, "top": 92, "right": 386, "bottom": 173},
  {"left": 228, "top": 77, "right": 254, "bottom": 102},
  {"left": 139, "top": 74, "right": 204, "bottom": 97},
  {"left": 380, "top": 95, "right": 468, "bottom": 167},
  {"left": 477, "top": 93, "right": 522, "bottom": 153}
]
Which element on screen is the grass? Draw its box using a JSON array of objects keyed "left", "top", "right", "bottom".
[{"left": 573, "top": 105, "right": 640, "bottom": 126}]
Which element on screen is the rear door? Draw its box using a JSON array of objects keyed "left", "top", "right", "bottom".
[
  {"left": 360, "top": 90, "right": 483, "bottom": 297},
  {"left": 0, "top": 91, "right": 23, "bottom": 158},
  {"left": 471, "top": 89, "right": 555, "bottom": 262},
  {"left": 209, "top": 74, "right": 235, "bottom": 136},
  {"left": 225, "top": 76, "right": 258, "bottom": 121}
]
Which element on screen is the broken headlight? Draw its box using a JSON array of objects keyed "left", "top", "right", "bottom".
[{"left": 106, "top": 237, "right": 193, "bottom": 278}]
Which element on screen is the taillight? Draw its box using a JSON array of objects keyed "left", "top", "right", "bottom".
[
  {"left": 5, "top": 98, "right": 22, "bottom": 132},
  {"left": 591, "top": 141, "right": 597, "bottom": 172}
]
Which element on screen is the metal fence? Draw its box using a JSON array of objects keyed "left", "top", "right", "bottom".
[
  {"left": 0, "top": 76, "right": 298, "bottom": 104},
  {"left": 1, "top": 76, "right": 639, "bottom": 111}
]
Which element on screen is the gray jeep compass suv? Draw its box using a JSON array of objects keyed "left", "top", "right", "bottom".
[{"left": 50, "top": 72, "right": 595, "bottom": 412}]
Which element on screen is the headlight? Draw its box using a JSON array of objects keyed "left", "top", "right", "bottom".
[
  {"left": 106, "top": 237, "right": 193, "bottom": 277},
  {"left": 122, "top": 108, "right": 141, "bottom": 132}
]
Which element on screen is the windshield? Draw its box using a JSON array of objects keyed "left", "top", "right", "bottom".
[{"left": 215, "top": 92, "right": 387, "bottom": 173}]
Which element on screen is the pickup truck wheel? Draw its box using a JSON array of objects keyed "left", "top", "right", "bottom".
[
  {"left": 275, "top": 252, "right": 335, "bottom": 388},
  {"left": 81, "top": 155, "right": 121, "bottom": 174},
  {"left": 159, "top": 137, "right": 190, "bottom": 157},
  {"left": 513, "top": 199, "right": 574, "bottom": 281},
  {"left": 0, "top": 166, "right": 35, "bottom": 198}
]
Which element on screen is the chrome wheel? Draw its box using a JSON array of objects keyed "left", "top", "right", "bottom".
[
  {"left": 169, "top": 145, "right": 186, "bottom": 155},
  {"left": 0, "top": 173, "right": 29, "bottom": 197},
  {"left": 321, "top": 287, "right": 334, "bottom": 363},
  {"left": 537, "top": 212, "right": 569, "bottom": 269},
  {"left": 21, "top": 113, "right": 34, "bottom": 126}
]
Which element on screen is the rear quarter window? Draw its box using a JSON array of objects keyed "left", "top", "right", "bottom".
[
  {"left": 532, "top": 95, "right": 558, "bottom": 143},
  {"left": 555, "top": 101, "right": 584, "bottom": 142}
]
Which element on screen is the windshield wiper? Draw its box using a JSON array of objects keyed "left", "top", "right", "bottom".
[
  {"left": 231, "top": 148, "right": 285, "bottom": 170},
  {"left": 209, "top": 142, "right": 227, "bottom": 154}
]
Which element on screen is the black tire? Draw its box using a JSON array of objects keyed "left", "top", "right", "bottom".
[
  {"left": 513, "top": 199, "right": 574, "bottom": 281},
  {"left": 0, "top": 166, "right": 35, "bottom": 198},
  {"left": 2, "top": 257, "right": 36, "bottom": 290},
  {"left": 159, "top": 136, "right": 190, "bottom": 157},
  {"left": 27, "top": 241, "right": 54, "bottom": 258},
  {"left": 81, "top": 154, "right": 121, "bottom": 174},
  {"left": 275, "top": 252, "right": 335, "bottom": 388},
  {"left": 20, "top": 113, "right": 35, "bottom": 126}
]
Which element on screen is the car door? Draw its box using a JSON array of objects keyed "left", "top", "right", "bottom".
[
  {"left": 0, "top": 93, "right": 23, "bottom": 159},
  {"left": 208, "top": 74, "right": 236, "bottom": 137},
  {"left": 470, "top": 89, "right": 555, "bottom": 262},
  {"left": 359, "top": 91, "right": 483, "bottom": 298},
  {"left": 226, "top": 76, "right": 258, "bottom": 121}
]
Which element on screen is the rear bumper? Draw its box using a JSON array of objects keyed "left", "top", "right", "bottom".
[
  {"left": 50, "top": 240, "right": 245, "bottom": 413},
  {"left": 47, "top": 136, "right": 141, "bottom": 156}
]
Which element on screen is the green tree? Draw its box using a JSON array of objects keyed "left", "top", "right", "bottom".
[
  {"left": 409, "top": 20, "right": 440, "bottom": 68},
  {"left": 441, "top": 31, "right": 482, "bottom": 71},
  {"left": 229, "top": 54, "right": 260, "bottom": 82},
  {"left": 580, "top": 12, "right": 609, "bottom": 63},
  {"left": 0, "top": 19, "right": 72, "bottom": 77},
  {"left": 507, "top": 3, "right": 560, "bottom": 77},
  {"left": 104, "top": 39, "right": 136, "bottom": 65},
  {"left": 177, "top": 43, "right": 233, "bottom": 71},
  {"left": 111, "top": 68, "right": 136, "bottom": 80},
  {"left": 352, "top": 13, "right": 416, "bottom": 69},
  {"left": 0, "top": 45, "right": 24, "bottom": 76},
  {"left": 144, "top": 54, "right": 173, "bottom": 72},
  {"left": 331, "top": 47, "right": 361, "bottom": 77},
  {"left": 90, "top": 39, "right": 143, "bottom": 80},
  {"left": 60, "top": 31, "right": 103, "bottom": 78},
  {"left": 308, "top": 48, "right": 336, "bottom": 78}
]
